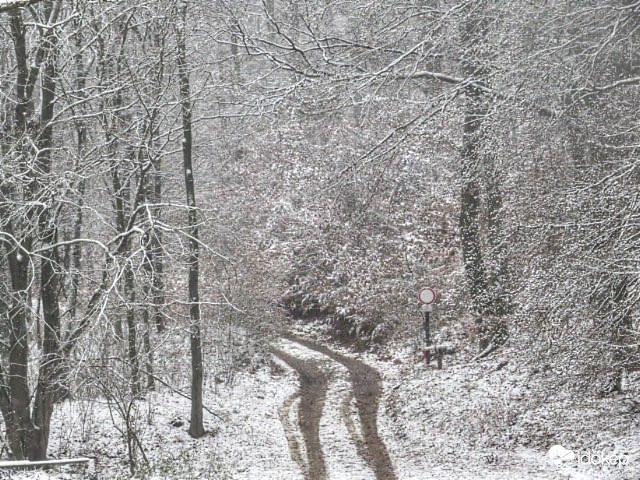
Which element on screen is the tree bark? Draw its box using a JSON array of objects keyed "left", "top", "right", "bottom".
[
  {"left": 0, "top": 0, "right": 64, "bottom": 460},
  {"left": 124, "top": 258, "right": 141, "bottom": 397},
  {"left": 176, "top": 0, "right": 204, "bottom": 439},
  {"left": 458, "top": 1, "right": 508, "bottom": 353},
  {"left": 67, "top": 15, "right": 87, "bottom": 323}
]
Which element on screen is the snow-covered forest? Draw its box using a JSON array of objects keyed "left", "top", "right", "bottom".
[{"left": 0, "top": 0, "right": 639, "bottom": 478}]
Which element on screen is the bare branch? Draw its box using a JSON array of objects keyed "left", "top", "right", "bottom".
[
  {"left": 0, "top": 0, "right": 44, "bottom": 13},
  {"left": 592, "top": 76, "right": 640, "bottom": 93}
]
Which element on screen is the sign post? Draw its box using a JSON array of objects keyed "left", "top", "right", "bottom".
[{"left": 418, "top": 288, "right": 436, "bottom": 364}]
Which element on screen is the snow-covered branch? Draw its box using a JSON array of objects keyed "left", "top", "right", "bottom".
[{"left": 0, "top": 0, "right": 43, "bottom": 13}]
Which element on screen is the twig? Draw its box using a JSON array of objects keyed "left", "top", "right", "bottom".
[
  {"left": 0, "top": 0, "right": 44, "bottom": 13},
  {"left": 91, "top": 360, "right": 225, "bottom": 421}
]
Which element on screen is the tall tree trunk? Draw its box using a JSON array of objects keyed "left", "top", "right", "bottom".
[
  {"left": 460, "top": 3, "right": 489, "bottom": 352},
  {"left": 3, "top": 234, "right": 30, "bottom": 459},
  {"left": 5, "top": 0, "right": 62, "bottom": 460},
  {"left": 141, "top": 307, "right": 155, "bottom": 391},
  {"left": 30, "top": 0, "right": 63, "bottom": 460},
  {"left": 151, "top": 183, "right": 165, "bottom": 334},
  {"left": 1, "top": 7, "right": 34, "bottom": 461},
  {"left": 141, "top": 164, "right": 157, "bottom": 391},
  {"left": 68, "top": 15, "right": 87, "bottom": 322},
  {"left": 458, "top": 1, "right": 508, "bottom": 355},
  {"left": 150, "top": 27, "right": 166, "bottom": 334},
  {"left": 124, "top": 259, "right": 141, "bottom": 397},
  {"left": 112, "top": 158, "right": 141, "bottom": 396},
  {"left": 0, "top": 1, "right": 63, "bottom": 460},
  {"left": 176, "top": 0, "right": 204, "bottom": 439}
]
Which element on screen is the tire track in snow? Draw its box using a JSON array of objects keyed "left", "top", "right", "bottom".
[
  {"left": 276, "top": 339, "right": 374, "bottom": 478},
  {"left": 285, "top": 335, "right": 397, "bottom": 480},
  {"left": 279, "top": 391, "right": 307, "bottom": 475},
  {"left": 272, "top": 348, "right": 328, "bottom": 480}
]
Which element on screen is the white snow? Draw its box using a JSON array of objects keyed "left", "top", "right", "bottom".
[
  {"left": 277, "top": 339, "right": 375, "bottom": 479},
  {"left": 372, "top": 350, "right": 640, "bottom": 480},
  {"left": 21, "top": 364, "right": 301, "bottom": 479},
  {"left": 288, "top": 323, "right": 640, "bottom": 480},
  {"left": 4, "top": 334, "right": 639, "bottom": 480}
]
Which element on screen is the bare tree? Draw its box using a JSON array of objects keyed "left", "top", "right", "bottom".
[
  {"left": 0, "top": 0, "right": 66, "bottom": 460},
  {"left": 175, "top": 0, "right": 204, "bottom": 438}
]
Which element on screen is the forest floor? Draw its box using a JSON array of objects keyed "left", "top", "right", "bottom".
[
  {"left": 3, "top": 327, "right": 640, "bottom": 479},
  {"left": 267, "top": 330, "right": 640, "bottom": 480}
]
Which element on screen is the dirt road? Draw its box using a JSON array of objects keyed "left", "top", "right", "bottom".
[
  {"left": 272, "top": 335, "right": 396, "bottom": 480},
  {"left": 272, "top": 348, "right": 328, "bottom": 479}
]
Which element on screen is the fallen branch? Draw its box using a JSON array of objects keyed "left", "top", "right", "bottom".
[{"left": 474, "top": 337, "right": 507, "bottom": 360}]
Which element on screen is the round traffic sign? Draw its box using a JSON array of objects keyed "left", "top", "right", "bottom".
[{"left": 418, "top": 287, "right": 436, "bottom": 305}]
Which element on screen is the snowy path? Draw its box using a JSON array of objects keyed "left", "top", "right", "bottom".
[
  {"left": 272, "top": 346, "right": 329, "bottom": 479},
  {"left": 272, "top": 336, "right": 394, "bottom": 480}
]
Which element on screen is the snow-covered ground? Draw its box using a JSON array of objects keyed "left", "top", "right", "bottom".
[
  {"left": 373, "top": 347, "right": 640, "bottom": 480},
  {"left": 276, "top": 338, "right": 375, "bottom": 479},
  {"left": 5, "top": 363, "right": 301, "bottom": 479},
  {"left": 3, "top": 331, "right": 639, "bottom": 479},
  {"left": 288, "top": 323, "right": 640, "bottom": 480}
]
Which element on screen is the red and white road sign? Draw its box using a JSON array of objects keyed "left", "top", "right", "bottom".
[{"left": 418, "top": 287, "right": 436, "bottom": 305}]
